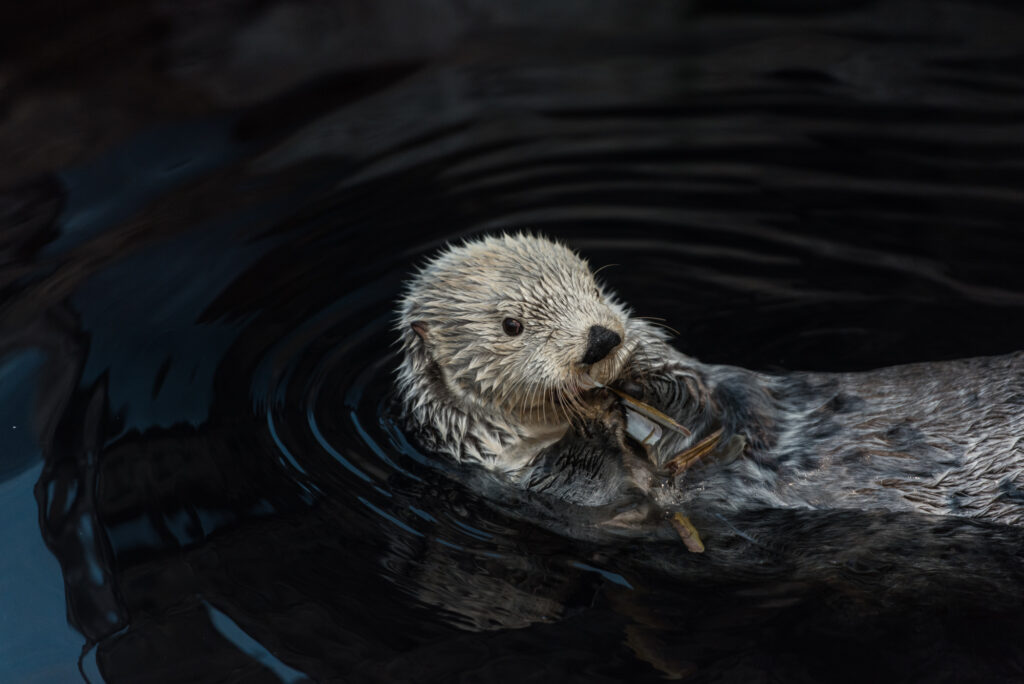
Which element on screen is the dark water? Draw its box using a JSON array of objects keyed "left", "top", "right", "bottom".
[{"left": 3, "top": 1, "right": 1024, "bottom": 681}]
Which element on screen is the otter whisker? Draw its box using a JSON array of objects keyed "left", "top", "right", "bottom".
[
  {"left": 505, "top": 369, "right": 533, "bottom": 419},
  {"left": 514, "top": 344, "right": 551, "bottom": 422},
  {"left": 563, "top": 380, "right": 589, "bottom": 425},
  {"left": 542, "top": 388, "right": 553, "bottom": 423},
  {"left": 554, "top": 391, "right": 574, "bottom": 426},
  {"left": 527, "top": 382, "right": 540, "bottom": 423},
  {"left": 561, "top": 390, "right": 580, "bottom": 425},
  {"left": 561, "top": 389, "right": 584, "bottom": 426},
  {"left": 509, "top": 362, "right": 536, "bottom": 417},
  {"left": 636, "top": 317, "right": 681, "bottom": 337},
  {"left": 554, "top": 386, "right": 573, "bottom": 424},
  {"left": 553, "top": 387, "right": 565, "bottom": 424}
]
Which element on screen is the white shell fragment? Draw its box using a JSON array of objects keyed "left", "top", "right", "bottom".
[{"left": 626, "top": 408, "right": 663, "bottom": 445}]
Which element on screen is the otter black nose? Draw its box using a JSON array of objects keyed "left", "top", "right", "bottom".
[{"left": 582, "top": 326, "right": 622, "bottom": 365}]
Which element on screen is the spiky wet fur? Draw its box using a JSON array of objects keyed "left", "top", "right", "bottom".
[{"left": 397, "top": 233, "right": 1024, "bottom": 527}]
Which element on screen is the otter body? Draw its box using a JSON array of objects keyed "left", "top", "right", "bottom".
[
  {"left": 397, "top": 234, "right": 1024, "bottom": 531},
  {"left": 616, "top": 346, "right": 1024, "bottom": 527}
]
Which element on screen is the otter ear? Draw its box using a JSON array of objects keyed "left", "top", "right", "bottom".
[{"left": 410, "top": 321, "right": 428, "bottom": 341}]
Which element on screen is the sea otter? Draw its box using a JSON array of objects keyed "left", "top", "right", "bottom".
[{"left": 395, "top": 233, "right": 1024, "bottom": 538}]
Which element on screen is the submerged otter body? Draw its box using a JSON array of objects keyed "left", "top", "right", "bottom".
[{"left": 396, "top": 234, "right": 1024, "bottom": 533}]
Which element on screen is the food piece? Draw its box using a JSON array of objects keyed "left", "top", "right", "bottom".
[
  {"left": 625, "top": 409, "right": 663, "bottom": 445},
  {"left": 670, "top": 513, "right": 705, "bottom": 553},
  {"left": 664, "top": 428, "right": 725, "bottom": 474}
]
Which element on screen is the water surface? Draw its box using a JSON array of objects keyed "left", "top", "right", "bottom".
[{"left": 3, "top": 1, "right": 1024, "bottom": 682}]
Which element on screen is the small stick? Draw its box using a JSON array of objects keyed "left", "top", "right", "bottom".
[
  {"left": 671, "top": 513, "right": 705, "bottom": 553},
  {"left": 665, "top": 428, "right": 724, "bottom": 474}
]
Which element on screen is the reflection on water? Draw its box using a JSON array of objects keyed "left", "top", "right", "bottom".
[{"left": 2, "top": 0, "right": 1024, "bottom": 681}]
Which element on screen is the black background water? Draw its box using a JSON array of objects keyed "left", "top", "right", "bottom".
[{"left": 2, "top": 1, "right": 1024, "bottom": 682}]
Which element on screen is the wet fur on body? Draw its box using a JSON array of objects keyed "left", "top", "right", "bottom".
[
  {"left": 397, "top": 234, "right": 1024, "bottom": 528},
  {"left": 636, "top": 351, "right": 1024, "bottom": 527}
]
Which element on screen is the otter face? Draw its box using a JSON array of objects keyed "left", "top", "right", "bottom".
[{"left": 399, "top": 234, "right": 630, "bottom": 424}]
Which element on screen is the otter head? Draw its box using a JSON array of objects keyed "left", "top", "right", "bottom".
[{"left": 397, "top": 233, "right": 630, "bottom": 426}]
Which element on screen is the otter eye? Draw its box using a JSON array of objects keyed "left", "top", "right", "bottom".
[{"left": 502, "top": 318, "right": 523, "bottom": 336}]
